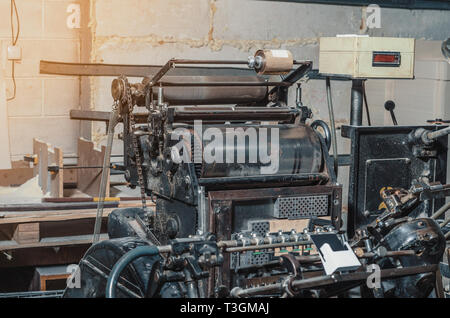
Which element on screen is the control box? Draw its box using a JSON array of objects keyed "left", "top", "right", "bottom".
[{"left": 319, "top": 36, "right": 415, "bottom": 79}]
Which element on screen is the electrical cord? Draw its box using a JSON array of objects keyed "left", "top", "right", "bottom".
[
  {"left": 7, "top": 0, "right": 20, "bottom": 101},
  {"left": 362, "top": 80, "right": 371, "bottom": 126}
]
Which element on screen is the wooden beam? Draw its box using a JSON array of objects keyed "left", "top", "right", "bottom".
[
  {"left": 0, "top": 207, "right": 118, "bottom": 225},
  {"left": 70, "top": 109, "right": 111, "bottom": 122},
  {"left": 0, "top": 233, "right": 109, "bottom": 251},
  {"left": 33, "top": 139, "right": 49, "bottom": 194},
  {"left": 49, "top": 147, "right": 63, "bottom": 198},
  {"left": 0, "top": 168, "right": 33, "bottom": 187},
  {"left": 0, "top": 245, "right": 89, "bottom": 268},
  {"left": 33, "top": 139, "right": 64, "bottom": 197},
  {"left": 13, "top": 223, "right": 40, "bottom": 244},
  {"left": 77, "top": 138, "right": 110, "bottom": 197}
]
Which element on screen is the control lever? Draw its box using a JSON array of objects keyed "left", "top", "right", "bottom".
[{"left": 384, "top": 100, "right": 398, "bottom": 125}]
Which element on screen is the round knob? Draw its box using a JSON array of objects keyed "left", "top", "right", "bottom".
[{"left": 384, "top": 100, "right": 395, "bottom": 111}]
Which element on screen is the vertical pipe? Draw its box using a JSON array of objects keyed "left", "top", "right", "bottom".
[{"left": 350, "top": 79, "right": 364, "bottom": 126}]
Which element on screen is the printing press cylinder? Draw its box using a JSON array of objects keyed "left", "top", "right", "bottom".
[{"left": 171, "top": 124, "right": 325, "bottom": 179}]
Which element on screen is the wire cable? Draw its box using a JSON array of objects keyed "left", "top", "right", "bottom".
[{"left": 362, "top": 80, "right": 371, "bottom": 126}]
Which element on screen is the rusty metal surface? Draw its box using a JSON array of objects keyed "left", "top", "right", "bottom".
[{"left": 40, "top": 60, "right": 256, "bottom": 77}]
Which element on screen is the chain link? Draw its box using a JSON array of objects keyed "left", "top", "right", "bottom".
[{"left": 121, "top": 76, "right": 149, "bottom": 216}]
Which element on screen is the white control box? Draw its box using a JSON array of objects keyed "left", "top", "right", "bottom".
[{"left": 319, "top": 37, "right": 415, "bottom": 79}]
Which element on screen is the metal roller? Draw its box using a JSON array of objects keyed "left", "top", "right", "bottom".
[
  {"left": 250, "top": 50, "right": 294, "bottom": 75},
  {"left": 150, "top": 76, "right": 268, "bottom": 105},
  {"left": 175, "top": 124, "right": 323, "bottom": 178}
]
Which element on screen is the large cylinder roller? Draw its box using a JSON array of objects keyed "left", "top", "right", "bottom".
[{"left": 173, "top": 124, "right": 324, "bottom": 179}]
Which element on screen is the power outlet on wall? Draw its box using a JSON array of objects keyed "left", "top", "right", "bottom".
[{"left": 7, "top": 45, "right": 21, "bottom": 61}]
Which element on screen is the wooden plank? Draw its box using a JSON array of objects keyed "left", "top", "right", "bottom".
[
  {"left": 49, "top": 147, "right": 63, "bottom": 198},
  {"left": 33, "top": 140, "right": 64, "bottom": 197},
  {"left": 0, "top": 201, "right": 149, "bottom": 225},
  {"left": 33, "top": 139, "right": 49, "bottom": 195},
  {"left": 0, "top": 167, "right": 33, "bottom": 186},
  {"left": 0, "top": 68, "right": 11, "bottom": 169},
  {"left": 0, "top": 245, "right": 88, "bottom": 268},
  {"left": 0, "top": 233, "right": 109, "bottom": 251},
  {"left": 77, "top": 138, "right": 110, "bottom": 197},
  {"left": 70, "top": 109, "right": 111, "bottom": 122},
  {"left": 11, "top": 160, "right": 30, "bottom": 169},
  {"left": 13, "top": 223, "right": 40, "bottom": 244},
  {"left": 0, "top": 207, "right": 117, "bottom": 225}
]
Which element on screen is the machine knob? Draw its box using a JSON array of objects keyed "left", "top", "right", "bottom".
[{"left": 384, "top": 100, "right": 398, "bottom": 126}]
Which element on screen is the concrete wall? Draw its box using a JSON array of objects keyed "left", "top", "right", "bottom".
[
  {"left": 0, "top": 0, "right": 449, "bottom": 199},
  {"left": 88, "top": 0, "right": 450, "bottom": 203},
  {"left": 0, "top": 0, "right": 87, "bottom": 161}
]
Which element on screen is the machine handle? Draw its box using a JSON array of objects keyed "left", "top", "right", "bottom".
[
  {"left": 384, "top": 100, "right": 398, "bottom": 126},
  {"left": 311, "top": 120, "right": 331, "bottom": 151}
]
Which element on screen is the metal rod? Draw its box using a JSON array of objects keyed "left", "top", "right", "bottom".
[
  {"left": 232, "top": 264, "right": 437, "bottom": 297},
  {"left": 162, "top": 59, "right": 308, "bottom": 65},
  {"left": 433, "top": 202, "right": 450, "bottom": 219},
  {"left": 326, "top": 77, "right": 338, "bottom": 176},
  {"left": 427, "top": 126, "right": 450, "bottom": 140},
  {"left": 157, "top": 81, "right": 290, "bottom": 87},
  {"left": 225, "top": 241, "right": 313, "bottom": 253},
  {"left": 440, "top": 215, "right": 450, "bottom": 228},
  {"left": 198, "top": 173, "right": 328, "bottom": 186},
  {"left": 47, "top": 164, "right": 123, "bottom": 171},
  {"left": 80, "top": 260, "right": 142, "bottom": 298},
  {"left": 350, "top": 79, "right": 364, "bottom": 126},
  {"left": 93, "top": 107, "right": 119, "bottom": 243}
]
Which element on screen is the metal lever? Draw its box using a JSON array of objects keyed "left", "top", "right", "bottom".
[
  {"left": 92, "top": 104, "right": 120, "bottom": 243},
  {"left": 384, "top": 100, "right": 398, "bottom": 125}
]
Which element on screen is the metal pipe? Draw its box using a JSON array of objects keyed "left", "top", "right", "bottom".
[
  {"left": 427, "top": 126, "right": 450, "bottom": 140},
  {"left": 440, "top": 216, "right": 450, "bottom": 228},
  {"left": 106, "top": 245, "right": 160, "bottom": 298},
  {"left": 431, "top": 201, "right": 450, "bottom": 219},
  {"left": 326, "top": 77, "right": 338, "bottom": 175},
  {"left": 350, "top": 79, "right": 364, "bottom": 126},
  {"left": 225, "top": 240, "right": 312, "bottom": 253},
  {"left": 232, "top": 264, "right": 437, "bottom": 297}
]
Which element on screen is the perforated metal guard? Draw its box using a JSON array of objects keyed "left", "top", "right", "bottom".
[
  {"left": 231, "top": 222, "right": 272, "bottom": 269},
  {"left": 232, "top": 250, "right": 273, "bottom": 269},
  {"left": 249, "top": 220, "right": 270, "bottom": 237},
  {"left": 274, "top": 195, "right": 329, "bottom": 218}
]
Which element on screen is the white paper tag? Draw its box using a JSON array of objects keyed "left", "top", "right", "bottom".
[{"left": 270, "top": 50, "right": 289, "bottom": 58}]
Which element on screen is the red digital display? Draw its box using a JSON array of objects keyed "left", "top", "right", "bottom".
[{"left": 372, "top": 52, "right": 401, "bottom": 67}]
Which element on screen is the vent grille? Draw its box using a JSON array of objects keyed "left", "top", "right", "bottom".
[
  {"left": 249, "top": 221, "right": 270, "bottom": 237},
  {"left": 274, "top": 195, "right": 329, "bottom": 218}
]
